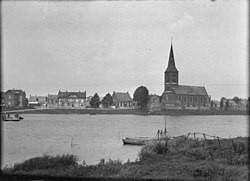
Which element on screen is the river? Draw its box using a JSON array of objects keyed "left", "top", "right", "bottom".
[{"left": 2, "top": 114, "right": 248, "bottom": 167}]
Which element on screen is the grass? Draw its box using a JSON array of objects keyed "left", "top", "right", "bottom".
[{"left": 2, "top": 136, "right": 249, "bottom": 180}]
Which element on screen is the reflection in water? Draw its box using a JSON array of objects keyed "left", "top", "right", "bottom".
[{"left": 2, "top": 114, "right": 248, "bottom": 167}]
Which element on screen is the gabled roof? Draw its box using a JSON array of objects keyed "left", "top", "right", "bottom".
[
  {"left": 5, "top": 89, "right": 25, "bottom": 95},
  {"left": 112, "top": 92, "right": 134, "bottom": 102},
  {"left": 166, "top": 44, "right": 178, "bottom": 72},
  {"left": 171, "top": 85, "right": 208, "bottom": 96},
  {"left": 58, "top": 91, "right": 86, "bottom": 99}
]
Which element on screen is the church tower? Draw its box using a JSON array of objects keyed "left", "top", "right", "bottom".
[{"left": 164, "top": 42, "right": 178, "bottom": 91}]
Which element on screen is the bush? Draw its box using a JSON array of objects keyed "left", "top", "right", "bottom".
[
  {"left": 138, "top": 141, "right": 168, "bottom": 161},
  {"left": 12, "top": 154, "right": 78, "bottom": 172}
]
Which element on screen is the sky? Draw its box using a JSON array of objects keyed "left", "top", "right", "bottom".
[{"left": 2, "top": 0, "right": 248, "bottom": 100}]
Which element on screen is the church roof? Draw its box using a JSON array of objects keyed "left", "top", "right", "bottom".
[
  {"left": 171, "top": 85, "right": 208, "bottom": 96},
  {"left": 166, "top": 44, "right": 178, "bottom": 72},
  {"left": 112, "top": 92, "right": 134, "bottom": 102}
]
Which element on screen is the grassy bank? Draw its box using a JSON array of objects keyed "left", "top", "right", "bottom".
[
  {"left": 2, "top": 136, "right": 249, "bottom": 180},
  {"left": 3, "top": 108, "right": 248, "bottom": 115}
]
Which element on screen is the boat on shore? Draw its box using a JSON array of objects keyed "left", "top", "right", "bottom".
[
  {"left": 122, "top": 137, "right": 152, "bottom": 145},
  {"left": 122, "top": 115, "right": 170, "bottom": 145}
]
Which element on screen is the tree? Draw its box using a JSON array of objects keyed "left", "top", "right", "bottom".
[
  {"left": 90, "top": 93, "right": 100, "bottom": 108},
  {"left": 233, "top": 96, "right": 241, "bottom": 104},
  {"left": 102, "top": 93, "right": 113, "bottom": 108},
  {"left": 225, "top": 100, "right": 229, "bottom": 111},
  {"left": 23, "top": 98, "right": 29, "bottom": 108},
  {"left": 133, "top": 86, "right": 149, "bottom": 110},
  {"left": 14, "top": 95, "right": 20, "bottom": 107},
  {"left": 220, "top": 97, "right": 226, "bottom": 110},
  {"left": 210, "top": 100, "right": 214, "bottom": 108}
]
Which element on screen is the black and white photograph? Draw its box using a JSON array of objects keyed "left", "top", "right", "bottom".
[{"left": 1, "top": 0, "right": 249, "bottom": 180}]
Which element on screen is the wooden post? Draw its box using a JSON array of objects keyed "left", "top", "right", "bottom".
[
  {"left": 231, "top": 139, "right": 236, "bottom": 152},
  {"left": 217, "top": 137, "right": 220, "bottom": 145},
  {"left": 203, "top": 133, "right": 206, "bottom": 140},
  {"left": 157, "top": 130, "right": 160, "bottom": 140},
  {"left": 186, "top": 132, "right": 191, "bottom": 138},
  {"left": 194, "top": 133, "right": 196, "bottom": 139}
]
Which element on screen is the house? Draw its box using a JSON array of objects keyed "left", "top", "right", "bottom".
[
  {"left": 86, "top": 96, "right": 93, "bottom": 108},
  {"left": 212, "top": 100, "right": 220, "bottom": 110},
  {"left": 47, "top": 94, "right": 58, "bottom": 108},
  {"left": 4, "top": 89, "right": 27, "bottom": 108},
  {"left": 58, "top": 90, "right": 87, "bottom": 108},
  {"left": 161, "top": 42, "right": 210, "bottom": 110},
  {"left": 228, "top": 99, "right": 238, "bottom": 110},
  {"left": 112, "top": 92, "right": 134, "bottom": 108},
  {"left": 148, "top": 94, "right": 161, "bottom": 111},
  {"left": 29, "top": 95, "right": 47, "bottom": 107},
  {"left": 1, "top": 92, "right": 5, "bottom": 106},
  {"left": 238, "top": 99, "right": 248, "bottom": 110}
]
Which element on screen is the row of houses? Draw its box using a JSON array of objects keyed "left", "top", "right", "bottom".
[
  {"left": 1, "top": 89, "right": 136, "bottom": 109},
  {"left": 1, "top": 89, "right": 249, "bottom": 110}
]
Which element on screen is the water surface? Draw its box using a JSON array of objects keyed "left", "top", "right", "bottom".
[{"left": 2, "top": 114, "right": 248, "bottom": 167}]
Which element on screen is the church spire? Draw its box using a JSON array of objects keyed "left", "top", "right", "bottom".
[
  {"left": 164, "top": 40, "right": 179, "bottom": 91},
  {"left": 166, "top": 42, "right": 178, "bottom": 72}
]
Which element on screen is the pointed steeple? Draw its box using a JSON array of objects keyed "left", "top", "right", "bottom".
[
  {"left": 164, "top": 40, "right": 179, "bottom": 91},
  {"left": 166, "top": 43, "right": 178, "bottom": 72}
]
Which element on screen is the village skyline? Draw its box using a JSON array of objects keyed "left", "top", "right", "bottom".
[{"left": 2, "top": 1, "right": 248, "bottom": 100}]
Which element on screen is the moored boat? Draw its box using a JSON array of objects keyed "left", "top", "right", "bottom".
[
  {"left": 122, "top": 137, "right": 152, "bottom": 145},
  {"left": 2, "top": 113, "right": 23, "bottom": 122}
]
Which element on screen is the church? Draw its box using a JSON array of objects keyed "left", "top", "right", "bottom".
[{"left": 161, "top": 42, "right": 210, "bottom": 109}]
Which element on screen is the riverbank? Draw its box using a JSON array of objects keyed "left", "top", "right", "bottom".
[
  {"left": 2, "top": 107, "right": 249, "bottom": 115},
  {"left": 2, "top": 136, "right": 248, "bottom": 180}
]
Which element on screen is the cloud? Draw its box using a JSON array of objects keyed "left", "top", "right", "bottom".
[{"left": 170, "top": 12, "right": 194, "bottom": 32}]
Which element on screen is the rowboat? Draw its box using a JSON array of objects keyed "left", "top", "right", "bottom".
[
  {"left": 122, "top": 137, "right": 151, "bottom": 145},
  {"left": 122, "top": 115, "right": 170, "bottom": 145},
  {"left": 2, "top": 113, "right": 23, "bottom": 122},
  {"left": 3, "top": 117, "right": 21, "bottom": 122}
]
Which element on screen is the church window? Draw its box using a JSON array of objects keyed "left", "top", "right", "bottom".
[
  {"left": 184, "top": 96, "right": 186, "bottom": 102},
  {"left": 190, "top": 96, "right": 193, "bottom": 102}
]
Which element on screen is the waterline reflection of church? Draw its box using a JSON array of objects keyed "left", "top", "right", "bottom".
[{"left": 161, "top": 42, "right": 210, "bottom": 110}]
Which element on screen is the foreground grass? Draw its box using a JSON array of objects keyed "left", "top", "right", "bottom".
[{"left": 2, "top": 136, "right": 249, "bottom": 180}]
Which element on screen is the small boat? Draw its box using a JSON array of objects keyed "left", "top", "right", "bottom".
[
  {"left": 2, "top": 113, "right": 23, "bottom": 122},
  {"left": 123, "top": 115, "right": 170, "bottom": 146},
  {"left": 122, "top": 137, "right": 151, "bottom": 145}
]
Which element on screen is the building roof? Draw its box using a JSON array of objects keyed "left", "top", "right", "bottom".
[
  {"left": 48, "top": 94, "right": 58, "bottom": 99},
  {"left": 228, "top": 100, "right": 238, "bottom": 106},
  {"left": 171, "top": 85, "right": 208, "bottom": 96},
  {"left": 112, "top": 92, "right": 134, "bottom": 102},
  {"left": 5, "top": 89, "right": 25, "bottom": 95},
  {"left": 58, "top": 91, "right": 86, "bottom": 99},
  {"left": 166, "top": 44, "right": 178, "bottom": 72}
]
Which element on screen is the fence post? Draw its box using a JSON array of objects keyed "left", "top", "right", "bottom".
[{"left": 194, "top": 133, "right": 196, "bottom": 139}]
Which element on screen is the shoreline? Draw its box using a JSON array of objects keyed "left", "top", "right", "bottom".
[
  {"left": 2, "top": 136, "right": 249, "bottom": 180},
  {"left": 1, "top": 108, "right": 249, "bottom": 115}
]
